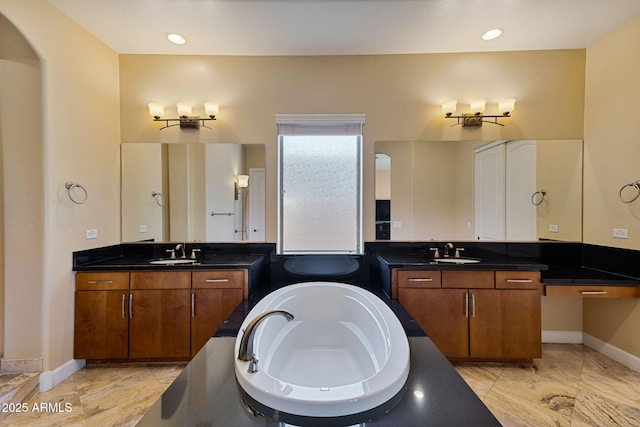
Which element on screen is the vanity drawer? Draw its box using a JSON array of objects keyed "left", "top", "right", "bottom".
[
  {"left": 442, "top": 270, "right": 494, "bottom": 289},
  {"left": 192, "top": 270, "right": 244, "bottom": 289},
  {"left": 496, "top": 271, "right": 541, "bottom": 290},
  {"left": 130, "top": 271, "right": 191, "bottom": 290},
  {"left": 76, "top": 272, "right": 129, "bottom": 290},
  {"left": 545, "top": 285, "right": 640, "bottom": 299},
  {"left": 397, "top": 270, "right": 441, "bottom": 288}
]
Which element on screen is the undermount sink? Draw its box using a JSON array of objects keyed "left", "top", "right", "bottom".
[
  {"left": 148, "top": 258, "right": 198, "bottom": 265},
  {"left": 434, "top": 257, "right": 481, "bottom": 264}
]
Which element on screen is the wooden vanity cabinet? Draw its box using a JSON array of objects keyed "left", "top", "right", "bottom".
[
  {"left": 75, "top": 269, "right": 248, "bottom": 361},
  {"left": 129, "top": 271, "right": 191, "bottom": 359},
  {"left": 74, "top": 272, "right": 130, "bottom": 360},
  {"left": 191, "top": 270, "right": 244, "bottom": 356},
  {"left": 396, "top": 269, "right": 542, "bottom": 362}
]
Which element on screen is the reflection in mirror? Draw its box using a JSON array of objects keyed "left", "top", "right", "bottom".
[
  {"left": 374, "top": 140, "right": 582, "bottom": 242},
  {"left": 121, "top": 143, "right": 265, "bottom": 243},
  {"left": 375, "top": 154, "right": 391, "bottom": 240}
]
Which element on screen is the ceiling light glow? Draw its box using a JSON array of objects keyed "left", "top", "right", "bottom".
[
  {"left": 167, "top": 33, "right": 187, "bottom": 45},
  {"left": 482, "top": 28, "right": 503, "bottom": 41}
]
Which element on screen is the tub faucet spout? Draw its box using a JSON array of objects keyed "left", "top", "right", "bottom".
[{"left": 237, "top": 309, "right": 294, "bottom": 362}]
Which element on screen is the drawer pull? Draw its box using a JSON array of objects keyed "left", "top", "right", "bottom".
[
  {"left": 506, "top": 279, "right": 533, "bottom": 283},
  {"left": 88, "top": 280, "right": 114, "bottom": 284},
  {"left": 408, "top": 278, "right": 433, "bottom": 282},
  {"left": 205, "top": 278, "right": 230, "bottom": 283},
  {"left": 581, "top": 291, "right": 608, "bottom": 295}
]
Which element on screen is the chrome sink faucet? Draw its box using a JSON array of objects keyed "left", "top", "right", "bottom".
[
  {"left": 444, "top": 242, "right": 455, "bottom": 258},
  {"left": 237, "top": 310, "right": 294, "bottom": 370},
  {"left": 175, "top": 243, "right": 186, "bottom": 259}
]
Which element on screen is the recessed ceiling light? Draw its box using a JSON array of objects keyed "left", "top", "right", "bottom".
[
  {"left": 482, "top": 28, "right": 503, "bottom": 41},
  {"left": 167, "top": 33, "right": 187, "bottom": 45}
]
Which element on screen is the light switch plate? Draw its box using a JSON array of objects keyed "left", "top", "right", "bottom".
[
  {"left": 549, "top": 224, "right": 559, "bottom": 233},
  {"left": 86, "top": 229, "right": 98, "bottom": 239}
]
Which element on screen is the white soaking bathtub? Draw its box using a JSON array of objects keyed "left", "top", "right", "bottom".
[{"left": 234, "top": 282, "right": 410, "bottom": 426}]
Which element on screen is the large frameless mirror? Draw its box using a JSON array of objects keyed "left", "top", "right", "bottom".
[{"left": 121, "top": 143, "right": 265, "bottom": 243}]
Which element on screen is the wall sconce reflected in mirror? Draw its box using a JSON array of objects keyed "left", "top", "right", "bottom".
[
  {"left": 442, "top": 98, "right": 515, "bottom": 127},
  {"left": 148, "top": 102, "right": 218, "bottom": 130},
  {"left": 234, "top": 175, "right": 250, "bottom": 240},
  {"left": 234, "top": 174, "right": 249, "bottom": 200}
]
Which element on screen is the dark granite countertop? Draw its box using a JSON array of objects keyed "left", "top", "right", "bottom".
[
  {"left": 136, "top": 336, "right": 500, "bottom": 427},
  {"left": 377, "top": 253, "right": 548, "bottom": 271},
  {"left": 72, "top": 253, "right": 266, "bottom": 271},
  {"left": 542, "top": 266, "right": 640, "bottom": 285}
]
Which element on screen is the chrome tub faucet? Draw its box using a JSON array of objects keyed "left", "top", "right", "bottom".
[{"left": 237, "top": 310, "right": 295, "bottom": 371}]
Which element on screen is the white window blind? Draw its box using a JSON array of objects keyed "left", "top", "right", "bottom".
[{"left": 277, "top": 114, "right": 365, "bottom": 255}]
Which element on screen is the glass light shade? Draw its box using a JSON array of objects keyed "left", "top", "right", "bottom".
[
  {"left": 498, "top": 98, "right": 516, "bottom": 115},
  {"left": 148, "top": 103, "right": 164, "bottom": 118},
  {"left": 441, "top": 100, "right": 457, "bottom": 116},
  {"left": 204, "top": 102, "right": 219, "bottom": 117},
  {"left": 177, "top": 103, "right": 192, "bottom": 117},
  {"left": 470, "top": 99, "right": 486, "bottom": 114},
  {"left": 237, "top": 175, "right": 249, "bottom": 188}
]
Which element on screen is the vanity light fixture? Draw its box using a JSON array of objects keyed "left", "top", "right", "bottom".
[
  {"left": 148, "top": 102, "right": 218, "bottom": 130},
  {"left": 442, "top": 98, "right": 515, "bottom": 127}
]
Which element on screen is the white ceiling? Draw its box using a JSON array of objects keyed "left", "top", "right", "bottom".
[{"left": 49, "top": 0, "right": 640, "bottom": 56}]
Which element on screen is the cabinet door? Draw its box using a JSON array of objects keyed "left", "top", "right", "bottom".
[
  {"left": 191, "top": 288, "right": 243, "bottom": 356},
  {"left": 74, "top": 290, "right": 128, "bottom": 359},
  {"left": 129, "top": 289, "right": 191, "bottom": 359},
  {"left": 399, "top": 288, "right": 469, "bottom": 359},
  {"left": 470, "top": 289, "right": 541, "bottom": 360}
]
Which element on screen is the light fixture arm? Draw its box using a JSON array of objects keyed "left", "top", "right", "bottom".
[
  {"left": 445, "top": 113, "right": 510, "bottom": 127},
  {"left": 152, "top": 115, "right": 216, "bottom": 130}
]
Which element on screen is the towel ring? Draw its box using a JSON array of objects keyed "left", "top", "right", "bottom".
[
  {"left": 151, "top": 191, "right": 165, "bottom": 207},
  {"left": 618, "top": 181, "right": 640, "bottom": 203},
  {"left": 531, "top": 189, "right": 546, "bottom": 206},
  {"left": 65, "top": 181, "right": 88, "bottom": 204}
]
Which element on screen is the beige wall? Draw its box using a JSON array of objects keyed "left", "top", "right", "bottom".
[
  {"left": 120, "top": 50, "right": 586, "bottom": 243},
  {"left": 582, "top": 16, "right": 640, "bottom": 356},
  {"left": 0, "top": 0, "right": 121, "bottom": 373}
]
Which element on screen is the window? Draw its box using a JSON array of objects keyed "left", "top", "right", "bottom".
[{"left": 277, "top": 114, "right": 365, "bottom": 254}]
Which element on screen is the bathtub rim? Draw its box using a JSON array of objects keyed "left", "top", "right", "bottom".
[{"left": 234, "top": 281, "right": 410, "bottom": 420}]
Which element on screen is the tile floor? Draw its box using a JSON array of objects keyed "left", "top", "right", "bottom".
[{"left": 0, "top": 344, "right": 638, "bottom": 426}]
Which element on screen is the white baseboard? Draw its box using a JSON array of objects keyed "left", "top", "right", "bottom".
[
  {"left": 542, "top": 330, "right": 583, "bottom": 344},
  {"left": 39, "top": 359, "right": 86, "bottom": 392},
  {"left": 583, "top": 333, "right": 640, "bottom": 373}
]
